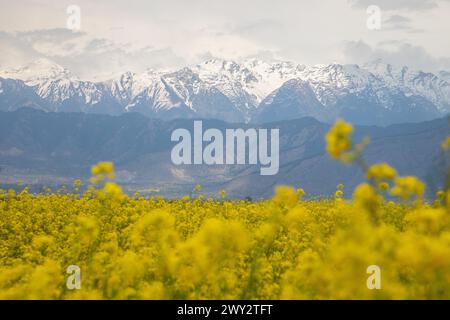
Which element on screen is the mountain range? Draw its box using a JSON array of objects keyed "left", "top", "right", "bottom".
[
  {"left": 1, "top": 58, "right": 449, "bottom": 126},
  {"left": 0, "top": 109, "right": 447, "bottom": 198}
]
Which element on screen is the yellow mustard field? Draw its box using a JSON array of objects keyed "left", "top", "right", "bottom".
[{"left": 0, "top": 121, "right": 449, "bottom": 299}]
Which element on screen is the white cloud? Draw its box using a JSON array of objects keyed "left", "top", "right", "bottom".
[
  {"left": 349, "top": 0, "right": 450, "bottom": 11},
  {"left": 383, "top": 15, "right": 416, "bottom": 31},
  {"left": 341, "top": 40, "right": 450, "bottom": 72},
  {"left": 0, "top": 29, "right": 186, "bottom": 80},
  {"left": 0, "top": 0, "right": 449, "bottom": 76}
]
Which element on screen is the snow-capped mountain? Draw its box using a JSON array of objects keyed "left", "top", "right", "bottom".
[
  {"left": 253, "top": 79, "right": 326, "bottom": 123},
  {"left": 0, "top": 58, "right": 122, "bottom": 114},
  {"left": 0, "top": 78, "right": 48, "bottom": 112},
  {"left": 254, "top": 62, "right": 443, "bottom": 124},
  {"left": 192, "top": 59, "right": 306, "bottom": 119},
  {"left": 364, "top": 60, "right": 450, "bottom": 112},
  {"left": 0, "top": 57, "right": 449, "bottom": 125}
]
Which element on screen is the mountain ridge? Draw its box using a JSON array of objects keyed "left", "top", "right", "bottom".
[{"left": 1, "top": 58, "right": 449, "bottom": 126}]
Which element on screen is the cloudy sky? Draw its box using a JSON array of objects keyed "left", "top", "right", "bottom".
[{"left": 1, "top": 0, "right": 449, "bottom": 79}]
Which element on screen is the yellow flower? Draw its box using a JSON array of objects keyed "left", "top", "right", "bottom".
[
  {"left": 91, "top": 162, "right": 115, "bottom": 182},
  {"left": 391, "top": 176, "right": 425, "bottom": 202},
  {"left": 273, "top": 185, "right": 299, "bottom": 208},
  {"left": 378, "top": 182, "right": 389, "bottom": 191},
  {"left": 406, "top": 208, "right": 449, "bottom": 235},
  {"left": 335, "top": 184, "right": 345, "bottom": 199},
  {"left": 101, "top": 182, "right": 125, "bottom": 200},
  {"left": 218, "top": 189, "right": 226, "bottom": 199},
  {"left": 366, "top": 163, "right": 397, "bottom": 182},
  {"left": 297, "top": 188, "right": 305, "bottom": 200},
  {"left": 353, "top": 183, "right": 382, "bottom": 223},
  {"left": 73, "top": 180, "right": 82, "bottom": 193},
  {"left": 325, "top": 119, "right": 353, "bottom": 159},
  {"left": 442, "top": 136, "right": 450, "bottom": 150}
]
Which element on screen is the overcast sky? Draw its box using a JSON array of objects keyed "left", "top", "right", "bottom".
[{"left": 1, "top": 0, "right": 449, "bottom": 79}]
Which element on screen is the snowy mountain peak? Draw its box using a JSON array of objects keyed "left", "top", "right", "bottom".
[
  {"left": 199, "top": 58, "right": 242, "bottom": 73},
  {"left": 363, "top": 59, "right": 450, "bottom": 111},
  {"left": 110, "top": 69, "right": 167, "bottom": 103},
  {"left": 0, "top": 58, "right": 75, "bottom": 83},
  {"left": 0, "top": 59, "right": 117, "bottom": 109}
]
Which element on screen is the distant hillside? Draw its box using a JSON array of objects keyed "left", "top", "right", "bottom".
[{"left": 0, "top": 109, "right": 448, "bottom": 198}]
